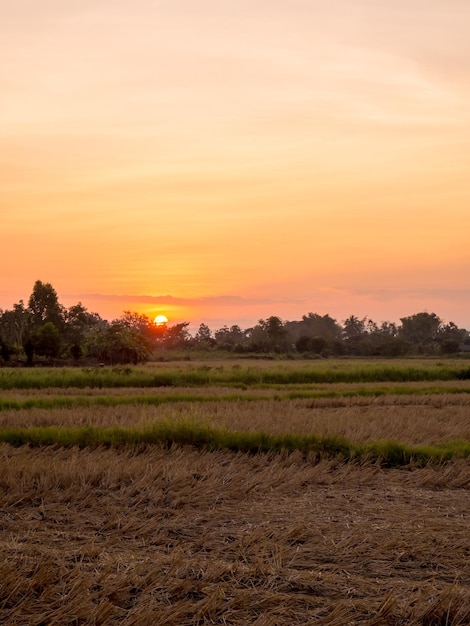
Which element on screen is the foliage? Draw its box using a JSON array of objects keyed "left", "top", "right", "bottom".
[
  {"left": 1, "top": 280, "right": 470, "bottom": 364},
  {"left": 286, "top": 313, "right": 342, "bottom": 342},
  {"left": 0, "top": 300, "right": 30, "bottom": 352},
  {"left": 158, "top": 321, "right": 189, "bottom": 349},
  {"left": 33, "top": 322, "right": 61, "bottom": 358},
  {"left": 192, "top": 323, "right": 215, "bottom": 348},
  {"left": 85, "top": 321, "right": 152, "bottom": 364},
  {"left": 295, "top": 335, "right": 329, "bottom": 355},
  {"left": 28, "top": 280, "right": 65, "bottom": 331},
  {"left": 214, "top": 324, "right": 246, "bottom": 351},
  {"left": 65, "top": 302, "right": 103, "bottom": 352},
  {"left": 399, "top": 312, "right": 442, "bottom": 350},
  {"left": 244, "top": 316, "right": 292, "bottom": 353}
]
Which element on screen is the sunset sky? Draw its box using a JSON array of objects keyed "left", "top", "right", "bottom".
[{"left": 2, "top": 0, "right": 470, "bottom": 332}]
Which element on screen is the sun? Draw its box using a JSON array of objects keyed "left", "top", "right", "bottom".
[{"left": 153, "top": 314, "right": 168, "bottom": 326}]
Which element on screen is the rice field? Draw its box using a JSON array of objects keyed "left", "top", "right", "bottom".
[{"left": 1, "top": 359, "right": 470, "bottom": 624}]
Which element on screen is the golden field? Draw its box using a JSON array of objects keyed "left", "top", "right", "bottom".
[{"left": 1, "top": 359, "right": 470, "bottom": 624}]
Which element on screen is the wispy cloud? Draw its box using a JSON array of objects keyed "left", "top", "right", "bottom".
[
  {"left": 68, "top": 293, "right": 303, "bottom": 307},
  {"left": 340, "top": 287, "right": 470, "bottom": 302}
]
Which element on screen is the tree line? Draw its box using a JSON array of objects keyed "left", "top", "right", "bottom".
[{"left": 1, "top": 281, "right": 469, "bottom": 365}]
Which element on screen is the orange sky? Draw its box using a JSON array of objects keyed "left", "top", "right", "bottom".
[{"left": 2, "top": 0, "right": 470, "bottom": 331}]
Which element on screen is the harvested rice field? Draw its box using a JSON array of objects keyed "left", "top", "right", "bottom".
[{"left": 1, "top": 359, "right": 470, "bottom": 624}]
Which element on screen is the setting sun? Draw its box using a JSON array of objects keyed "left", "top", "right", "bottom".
[{"left": 153, "top": 315, "right": 168, "bottom": 326}]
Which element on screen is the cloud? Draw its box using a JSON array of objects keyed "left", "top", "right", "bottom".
[
  {"left": 339, "top": 286, "right": 470, "bottom": 302},
  {"left": 68, "top": 293, "right": 302, "bottom": 307}
]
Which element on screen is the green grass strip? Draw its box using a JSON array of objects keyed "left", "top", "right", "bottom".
[
  {"left": 1, "top": 423, "right": 469, "bottom": 467},
  {"left": 0, "top": 394, "right": 233, "bottom": 411},
  {"left": 1, "top": 384, "right": 470, "bottom": 412},
  {"left": 1, "top": 363, "right": 470, "bottom": 389}
]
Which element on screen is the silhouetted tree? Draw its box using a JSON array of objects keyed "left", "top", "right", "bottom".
[
  {"left": 64, "top": 302, "right": 103, "bottom": 359},
  {"left": 214, "top": 325, "right": 247, "bottom": 351},
  {"left": 342, "top": 315, "right": 368, "bottom": 354},
  {"left": 399, "top": 312, "right": 442, "bottom": 352},
  {"left": 193, "top": 323, "right": 215, "bottom": 348},
  {"left": 295, "top": 335, "right": 329, "bottom": 355},
  {"left": 34, "top": 322, "right": 62, "bottom": 359},
  {"left": 0, "top": 338, "right": 11, "bottom": 362},
  {"left": 85, "top": 321, "right": 151, "bottom": 364},
  {"left": 24, "top": 339, "right": 34, "bottom": 366},
  {"left": 119, "top": 311, "right": 155, "bottom": 336},
  {"left": 287, "top": 313, "right": 342, "bottom": 343},
  {"left": 28, "top": 280, "right": 65, "bottom": 330},
  {"left": 0, "top": 301, "right": 31, "bottom": 353},
  {"left": 295, "top": 335, "right": 312, "bottom": 353},
  {"left": 265, "top": 316, "right": 289, "bottom": 352},
  {"left": 162, "top": 322, "right": 190, "bottom": 349},
  {"left": 435, "top": 321, "right": 468, "bottom": 354},
  {"left": 3, "top": 278, "right": 470, "bottom": 362}
]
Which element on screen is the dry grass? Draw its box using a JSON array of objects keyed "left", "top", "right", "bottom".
[
  {"left": 2, "top": 392, "right": 470, "bottom": 446},
  {"left": 1, "top": 445, "right": 470, "bottom": 625},
  {"left": 1, "top": 362, "right": 470, "bottom": 623}
]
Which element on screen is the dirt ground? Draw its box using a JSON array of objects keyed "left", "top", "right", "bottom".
[{"left": 1, "top": 445, "right": 470, "bottom": 625}]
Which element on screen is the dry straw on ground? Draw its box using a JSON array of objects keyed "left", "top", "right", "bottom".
[{"left": 1, "top": 445, "right": 470, "bottom": 625}]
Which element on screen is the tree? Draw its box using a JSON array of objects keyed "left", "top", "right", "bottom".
[
  {"left": 0, "top": 301, "right": 31, "bottom": 353},
  {"left": 214, "top": 325, "right": 247, "bottom": 351},
  {"left": 399, "top": 312, "right": 442, "bottom": 351},
  {"left": 343, "top": 316, "right": 367, "bottom": 342},
  {"left": 245, "top": 317, "right": 291, "bottom": 353},
  {"left": 285, "top": 313, "right": 342, "bottom": 356},
  {"left": 28, "top": 280, "right": 65, "bottom": 330},
  {"left": 119, "top": 311, "right": 155, "bottom": 336},
  {"left": 0, "top": 338, "right": 11, "bottom": 362},
  {"left": 85, "top": 321, "right": 151, "bottom": 364},
  {"left": 24, "top": 339, "right": 34, "bottom": 367},
  {"left": 295, "top": 335, "right": 328, "bottom": 355},
  {"left": 193, "top": 323, "right": 215, "bottom": 348},
  {"left": 245, "top": 323, "right": 270, "bottom": 353},
  {"left": 355, "top": 319, "right": 409, "bottom": 357},
  {"left": 378, "top": 321, "right": 398, "bottom": 338},
  {"left": 266, "top": 316, "right": 287, "bottom": 348},
  {"left": 64, "top": 303, "right": 103, "bottom": 359},
  {"left": 341, "top": 316, "right": 368, "bottom": 354},
  {"left": 162, "top": 322, "right": 190, "bottom": 349},
  {"left": 289, "top": 313, "right": 342, "bottom": 342},
  {"left": 437, "top": 321, "right": 468, "bottom": 354},
  {"left": 34, "top": 322, "right": 61, "bottom": 359}
]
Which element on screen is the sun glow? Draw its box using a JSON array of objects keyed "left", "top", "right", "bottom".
[{"left": 153, "top": 314, "right": 168, "bottom": 326}]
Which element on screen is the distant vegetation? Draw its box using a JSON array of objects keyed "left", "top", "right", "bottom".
[{"left": 1, "top": 280, "right": 469, "bottom": 366}]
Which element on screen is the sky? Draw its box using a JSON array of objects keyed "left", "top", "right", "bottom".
[{"left": 2, "top": 0, "right": 470, "bottom": 332}]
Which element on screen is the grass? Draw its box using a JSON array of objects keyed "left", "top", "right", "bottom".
[
  {"left": 2, "top": 422, "right": 470, "bottom": 466},
  {"left": 1, "top": 358, "right": 470, "bottom": 389},
  {"left": 2, "top": 381, "right": 470, "bottom": 413}
]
